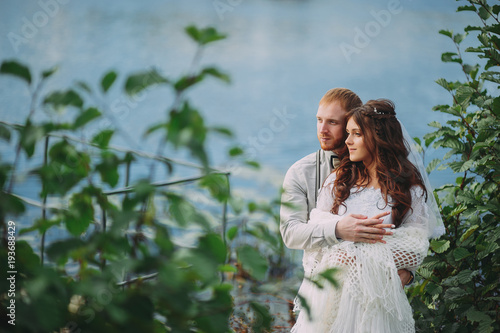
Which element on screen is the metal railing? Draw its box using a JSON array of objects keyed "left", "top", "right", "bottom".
[{"left": 2, "top": 122, "right": 231, "bottom": 283}]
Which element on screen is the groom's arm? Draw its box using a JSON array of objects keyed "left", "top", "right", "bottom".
[
  {"left": 280, "top": 166, "right": 339, "bottom": 250},
  {"left": 280, "top": 166, "right": 397, "bottom": 249}
]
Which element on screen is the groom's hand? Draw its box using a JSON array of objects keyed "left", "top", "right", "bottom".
[
  {"left": 335, "top": 211, "right": 393, "bottom": 243},
  {"left": 398, "top": 269, "right": 411, "bottom": 288}
]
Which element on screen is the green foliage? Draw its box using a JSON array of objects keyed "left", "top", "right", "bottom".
[
  {"left": 0, "top": 25, "right": 293, "bottom": 332},
  {"left": 409, "top": 2, "right": 500, "bottom": 332},
  {"left": 0, "top": 60, "right": 32, "bottom": 84}
]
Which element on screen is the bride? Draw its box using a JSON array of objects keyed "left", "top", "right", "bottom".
[{"left": 292, "top": 99, "right": 444, "bottom": 333}]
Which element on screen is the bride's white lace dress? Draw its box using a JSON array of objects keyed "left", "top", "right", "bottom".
[{"left": 291, "top": 173, "right": 430, "bottom": 333}]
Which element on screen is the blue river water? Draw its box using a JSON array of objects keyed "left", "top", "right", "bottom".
[{"left": 0, "top": 0, "right": 478, "bottom": 248}]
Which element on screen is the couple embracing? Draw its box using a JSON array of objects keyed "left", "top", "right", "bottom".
[{"left": 280, "top": 88, "right": 444, "bottom": 333}]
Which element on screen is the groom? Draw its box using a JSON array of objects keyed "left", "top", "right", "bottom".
[{"left": 280, "top": 88, "right": 413, "bottom": 286}]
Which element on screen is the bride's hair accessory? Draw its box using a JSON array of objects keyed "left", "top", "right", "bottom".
[{"left": 372, "top": 106, "right": 395, "bottom": 118}]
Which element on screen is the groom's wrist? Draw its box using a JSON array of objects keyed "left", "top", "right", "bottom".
[{"left": 405, "top": 271, "right": 415, "bottom": 286}]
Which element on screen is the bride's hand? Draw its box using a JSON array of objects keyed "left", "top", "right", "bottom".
[{"left": 335, "top": 211, "right": 393, "bottom": 244}]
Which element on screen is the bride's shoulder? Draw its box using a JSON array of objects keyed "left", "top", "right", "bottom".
[
  {"left": 320, "top": 171, "right": 337, "bottom": 194},
  {"left": 410, "top": 184, "right": 426, "bottom": 198},
  {"left": 325, "top": 170, "right": 338, "bottom": 185}
]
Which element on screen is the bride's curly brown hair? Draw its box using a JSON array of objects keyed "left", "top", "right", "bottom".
[{"left": 331, "top": 99, "right": 427, "bottom": 228}]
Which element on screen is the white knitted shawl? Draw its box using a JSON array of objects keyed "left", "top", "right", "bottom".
[{"left": 292, "top": 176, "right": 431, "bottom": 333}]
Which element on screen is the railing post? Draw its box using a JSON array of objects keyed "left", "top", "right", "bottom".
[{"left": 222, "top": 173, "right": 230, "bottom": 249}]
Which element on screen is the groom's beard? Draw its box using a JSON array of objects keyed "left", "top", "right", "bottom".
[{"left": 319, "top": 135, "right": 345, "bottom": 152}]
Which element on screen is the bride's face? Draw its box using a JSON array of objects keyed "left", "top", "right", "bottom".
[{"left": 345, "top": 118, "right": 372, "bottom": 165}]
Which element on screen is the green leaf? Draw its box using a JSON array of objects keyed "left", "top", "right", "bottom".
[
  {"left": 20, "top": 121, "right": 46, "bottom": 157},
  {"left": 449, "top": 204, "right": 467, "bottom": 217},
  {"left": 439, "top": 29, "right": 453, "bottom": 38},
  {"left": 453, "top": 33, "right": 467, "bottom": 45},
  {"left": 426, "top": 158, "right": 441, "bottom": 174},
  {"left": 0, "top": 191, "right": 26, "bottom": 216},
  {"left": 91, "top": 129, "right": 114, "bottom": 148},
  {"left": 76, "top": 80, "right": 92, "bottom": 93},
  {"left": 227, "top": 225, "right": 238, "bottom": 241},
  {"left": 0, "top": 123, "right": 11, "bottom": 142},
  {"left": 124, "top": 69, "right": 169, "bottom": 96},
  {"left": 19, "top": 217, "right": 60, "bottom": 235},
  {"left": 198, "top": 233, "right": 227, "bottom": 264},
  {"left": 444, "top": 287, "right": 467, "bottom": 300},
  {"left": 466, "top": 310, "right": 493, "bottom": 326},
  {"left": 218, "top": 264, "right": 237, "bottom": 273},
  {"left": 199, "top": 173, "right": 229, "bottom": 202},
  {"left": 459, "top": 159, "right": 474, "bottom": 172},
  {"left": 46, "top": 238, "right": 85, "bottom": 265},
  {"left": 464, "top": 24, "right": 482, "bottom": 32},
  {"left": 295, "top": 294, "right": 312, "bottom": 320},
  {"left": 73, "top": 107, "right": 101, "bottom": 129},
  {"left": 211, "top": 126, "right": 233, "bottom": 137},
  {"left": 455, "top": 85, "right": 475, "bottom": 105},
  {"left": 478, "top": 6, "right": 491, "bottom": 20},
  {"left": 442, "top": 52, "right": 462, "bottom": 64},
  {"left": 201, "top": 67, "right": 231, "bottom": 83},
  {"left": 0, "top": 60, "right": 32, "bottom": 84},
  {"left": 165, "top": 192, "right": 209, "bottom": 228},
  {"left": 457, "top": 5, "right": 476, "bottom": 12},
  {"left": 436, "top": 78, "right": 451, "bottom": 91},
  {"left": 456, "top": 269, "right": 477, "bottom": 284},
  {"left": 425, "top": 282, "right": 443, "bottom": 297},
  {"left": 237, "top": 245, "right": 268, "bottom": 281},
  {"left": 319, "top": 268, "right": 340, "bottom": 289},
  {"left": 457, "top": 191, "right": 480, "bottom": 205},
  {"left": 15, "top": 240, "right": 40, "bottom": 274},
  {"left": 42, "top": 66, "right": 58, "bottom": 79},
  {"left": 101, "top": 70, "right": 118, "bottom": 93},
  {"left": 228, "top": 146, "right": 244, "bottom": 157},
  {"left": 477, "top": 242, "right": 499, "bottom": 260},
  {"left": 166, "top": 102, "right": 209, "bottom": 167},
  {"left": 96, "top": 151, "right": 120, "bottom": 187},
  {"left": 39, "top": 141, "right": 90, "bottom": 195},
  {"left": 245, "top": 160, "right": 260, "bottom": 169},
  {"left": 185, "top": 25, "right": 227, "bottom": 46},
  {"left": 460, "top": 225, "right": 479, "bottom": 244},
  {"left": 453, "top": 247, "right": 472, "bottom": 261},
  {"left": 250, "top": 302, "right": 273, "bottom": 333},
  {"left": 64, "top": 191, "right": 94, "bottom": 236},
  {"left": 43, "top": 89, "right": 84, "bottom": 109},
  {"left": 428, "top": 121, "right": 442, "bottom": 129},
  {"left": 430, "top": 239, "right": 450, "bottom": 253},
  {"left": 173, "top": 74, "right": 204, "bottom": 92}
]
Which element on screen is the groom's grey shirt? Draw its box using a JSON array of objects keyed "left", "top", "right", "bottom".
[{"left": 280, "top": 149, "right": 341, "bottom": 249}]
